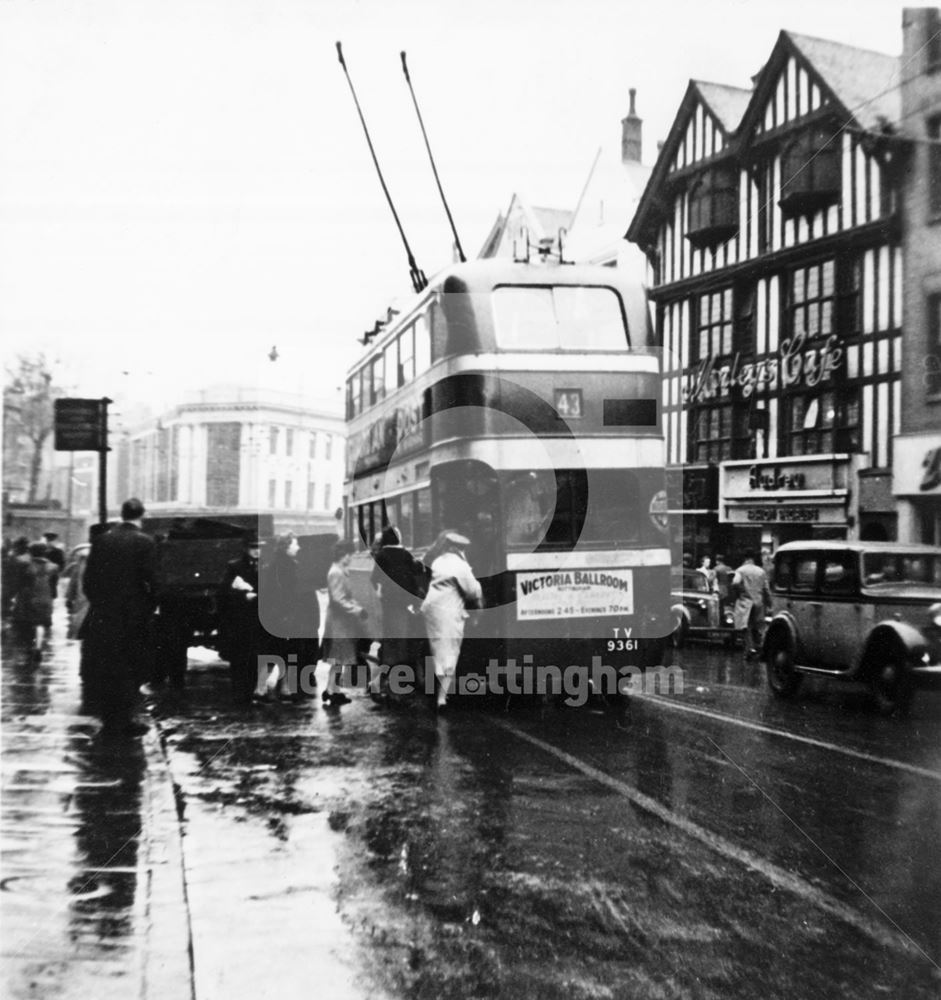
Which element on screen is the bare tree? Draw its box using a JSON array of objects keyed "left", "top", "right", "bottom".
[{"left": 3, "top": 354, "right": 63, "bottom": 502}]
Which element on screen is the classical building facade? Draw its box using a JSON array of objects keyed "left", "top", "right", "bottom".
[
  {"left": 629, "top": 29, "right": 905, "bottom": 560},
  {"left": 112, "top": 385, "right": 345, "bottom": 536},
  {"left": 896, "top": 7, "right": 941, "bottom": 544}
]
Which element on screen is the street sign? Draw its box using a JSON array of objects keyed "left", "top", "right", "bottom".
[{"left": 54, "top": 398, "right": 106, "bottom": 451}]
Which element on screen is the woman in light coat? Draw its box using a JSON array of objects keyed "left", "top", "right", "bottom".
[
  {"left": 420, "top": 531, "right": 482, "bottom": 711},
  {"left": 322, "top": 540, "right": 366, "bottom": 706}
]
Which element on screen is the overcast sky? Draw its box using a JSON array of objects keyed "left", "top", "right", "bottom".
[{"left": 0, "top": 0, "right": 904, "bottom": 427}]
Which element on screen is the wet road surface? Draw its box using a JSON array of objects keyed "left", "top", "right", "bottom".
[{"left": 3, "top": 621, "right": 940, "bottom": 999}]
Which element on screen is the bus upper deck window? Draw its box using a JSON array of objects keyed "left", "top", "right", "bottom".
[
  {"left": 554, "top": 287, "right": 628, "bottom": 350},
  {"left": 493, "top": 286, "right": 628, "bottom": 351}
]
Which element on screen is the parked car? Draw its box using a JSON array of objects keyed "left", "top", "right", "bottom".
[
  {"left": 763, "top": 541, "right": 941, "bottom": 714},
  {"left": 670, "top": 567, "right": 736, "bottom": 647}
]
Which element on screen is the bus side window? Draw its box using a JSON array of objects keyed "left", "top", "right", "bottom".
[
  {"left": 414, "top": 487, "right": 432, "bottom": 548},
  {"left": 399, "top": 492, "right": 414, "bottom": 549}
]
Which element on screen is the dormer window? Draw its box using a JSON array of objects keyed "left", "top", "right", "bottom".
[
  {"left": 779, "top": 125, "right": 841, "bottom": 216},
  {"left": 687, "top": 166, "right": 738, "bottom": 248}
]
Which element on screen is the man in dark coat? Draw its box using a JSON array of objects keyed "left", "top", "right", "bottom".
[
  {"left": 220, "top": 534, "right": 266, "bottom": 705},
  {"left": 82, "top": 498, "right": 157, "bottom": 737}
]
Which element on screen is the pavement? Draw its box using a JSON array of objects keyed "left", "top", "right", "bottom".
[{"left": 1, "top": 606, "right": 194, "bottom": 1000}]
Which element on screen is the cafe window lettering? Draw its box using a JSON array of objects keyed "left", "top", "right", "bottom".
[
  {"left": 695, "top": 288, "right": 733, "bottom": 361},
  {"left": 784, "top": 389, "right": 860, "bottom": 456}
]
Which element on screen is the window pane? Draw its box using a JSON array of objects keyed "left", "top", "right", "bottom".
[
  {"left": 415, "top": 312, "right": 431, "bottom": 373},
  {"left": 555, "top": 287, "right": 627, "bottom": 349}
]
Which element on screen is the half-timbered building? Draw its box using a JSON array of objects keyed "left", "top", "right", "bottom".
[{"left": 628, "top": 29, "right": 904, "bottom": 560}]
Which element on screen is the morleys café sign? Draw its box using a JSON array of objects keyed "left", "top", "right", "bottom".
[{"left": 684, "top": 332, "right": 843, "bottom": 404}]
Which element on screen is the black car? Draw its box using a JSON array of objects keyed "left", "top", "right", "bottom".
[{"left": 670, "top": 568, "right": 736, "bottom": 647}]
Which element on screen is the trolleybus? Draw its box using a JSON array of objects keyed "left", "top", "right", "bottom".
[{"left": 343, "top": 257, "right": 673, "bottom": 693}]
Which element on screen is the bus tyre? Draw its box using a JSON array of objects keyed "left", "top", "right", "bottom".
[
  {"left": 869, "top": 651, "right": 914, "bottom": 716},
  {"left": 766, "top": 632, "right": 800, "bottom": 699}
]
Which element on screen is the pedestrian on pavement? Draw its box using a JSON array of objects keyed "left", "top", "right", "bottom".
[
  {"left": 2, "top": 537, "right": 30, "bottom": 625},
  {"left": 220, "top": 533, "right": 267, "bottom": 706},
  {"left": 81, "top": 499, "right": 157, "bottom": 737},
  {"left": 370, "top": 525, "right": 424, "bottom": 689},
  {"left": 65, "top": 546, "right": 91, "bottom": 640},
  {"left": 731, "top": 550, "right": 772, "bottom": 661},
  {"left": 11, "top": 541, "right": 55, "bottom": 663},
  {"left": 420, "top": 530, "right": 482, "bottom": 712},
  {"left": 322, "top": 540, "right": 365, "bottom": 706},
  {"left": 259, "top": 531, "right": 320, "bottom": 700},
  {"left": 40, "top": 531, "right": 66, "bottom": 600},
  {"left": 713, "top": 553, "right": 734, "bottom": 609},
  {"left": 697, "top": 555, "right": 717, "bottom": 592}
]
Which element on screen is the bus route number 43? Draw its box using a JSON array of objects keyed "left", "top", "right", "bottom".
[{"left": 554, "top": 389, "right": 583, "bottom": 418}]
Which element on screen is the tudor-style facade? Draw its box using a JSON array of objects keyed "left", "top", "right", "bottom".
[{"left": 629, "top": 30, "right": 904, "bottom": 561}]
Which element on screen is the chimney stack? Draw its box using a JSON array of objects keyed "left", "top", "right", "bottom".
[{"left": 621, "top": 88, "right": 642, "bottom": 163}]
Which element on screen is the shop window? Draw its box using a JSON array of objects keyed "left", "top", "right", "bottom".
[
  {"left": 784, "top": 389, "right": 860, "bottom": 456},
  {"left": 929, "top": 116, "right": 941, "bottom": 217},
  {"left": 695, "top": 288, "right": 733, "bottom": 361},
  {"left": 928, "top": 293, "right": 941, "bottom": 396},
  {"left": 690, "top": 404, "right": 750, "bottom": 463},
  {"left": 687, "top": 166, "right": 738, "bottom": 248},
  {"left": 780, "top": 126, "right": 840, "bottom": 216},
  {"left": 733, "top": 282, "right": 756, "bottom": 355},
  {"left": 789, "top": 260, "right": 836, "bottom": 340}
]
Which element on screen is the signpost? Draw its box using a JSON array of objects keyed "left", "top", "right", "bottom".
[{"left": 54, "top": 397, "right": 111, "bottom": 525}]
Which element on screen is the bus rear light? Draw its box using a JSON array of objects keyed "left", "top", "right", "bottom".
[{"left": 649, "top": 490, "right": 669, "bottom": 532}]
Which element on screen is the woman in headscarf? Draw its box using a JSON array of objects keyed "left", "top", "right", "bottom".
[
  {"left": 420, "top": 530, "right": 482, "bottom": 712},
  {"left": 322, "top": 539, "right": 367, "bottom": 706}
]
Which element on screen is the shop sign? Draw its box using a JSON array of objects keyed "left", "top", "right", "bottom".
[
  {"left": 684, "top": 332, "right": 843, "bottom": 404},
  {"left": 516, "top": 569, "right": 634, "bottom": 620},
  {"left": 748, "top": 465, "right": 806, "bottom": 491},
  {"left": 893, "top": 435, "right": 941, "bottom": 496},
  {"left": 728, "top": 504, "right": 847, "bottom": 525},
  {"left": 745, "top": 507, "right": 819, "bottom": 522}
]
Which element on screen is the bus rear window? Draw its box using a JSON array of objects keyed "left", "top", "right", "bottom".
[{"left": 493, "top": 286, "right": 628, "bottom": 351}]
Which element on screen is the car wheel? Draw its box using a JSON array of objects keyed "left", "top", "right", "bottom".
[
  {"left": 869, "top": 655, "right": 914, "bottom": 716},
  {"left": 766, "top": 632, "right": 800, "bottom": 699}
]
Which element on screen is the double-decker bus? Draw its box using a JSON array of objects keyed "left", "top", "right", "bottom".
[{"left": 343, "top": 258, "right": 672, "bottom": 692}]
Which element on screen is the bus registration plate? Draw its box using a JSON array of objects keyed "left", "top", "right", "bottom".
[{"left": 515, "top": 569, "right": 634, "bottom": 620}]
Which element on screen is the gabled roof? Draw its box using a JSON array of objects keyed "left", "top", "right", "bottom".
[
  {"left": 787, "top": 31, "right": 899, "bottom": 130},
  {"left": 477, "top": 194, "right": 573, "bottom": 259},
  {"left": 627, "top": 27, "right": 900, "bottom": 248},
  {"left": 693, "top": 81, "right": 751, "bottom": 134},
  {"left": 531, "top": 206, "right": 575, "bottom": 239}
]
